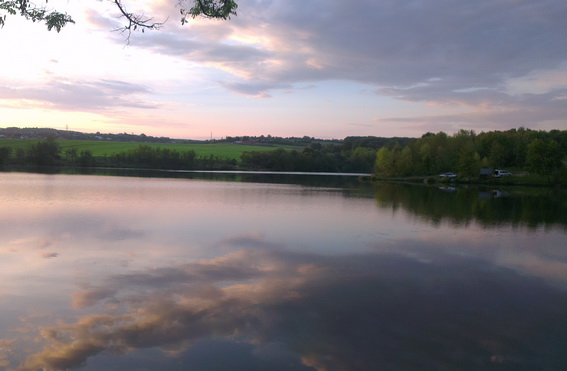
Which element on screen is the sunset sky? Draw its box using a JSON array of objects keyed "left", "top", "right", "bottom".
[{"left": 1, "top": 0, "right": 566, "bottom": 140}]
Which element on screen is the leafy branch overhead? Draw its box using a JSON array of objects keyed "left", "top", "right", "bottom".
[
  {"left": 0, "top": 0, "right": 237, "bottom": 32},
  {"left": 0, "top": 0, "right": 74, "bottom": 31},
  {"left": 183, "top": 0, "right": 238, "bottom": 22}
]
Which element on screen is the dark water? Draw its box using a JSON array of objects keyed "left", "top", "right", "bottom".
[{"left": 0, "top": 172, "right": 566, "bottom": 370}]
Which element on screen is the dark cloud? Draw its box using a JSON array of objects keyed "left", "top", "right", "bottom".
[
  {"left": 82, "top": 339, "right": 312, "bottom": 371},
  {"left": 138, "top": 1, "right": 565, "bottom": 87},
  {"left": 19, "top": 237, "right": 567, "bottom": 370},
  {"left": 118, "top": 0, "right": 567, "bottom": 130},
  {"left": 262, "top": 0, "right": 566, "bottom": 84},
  {"left": 376, "top": 88, "right": 567, "bottom": 131},
  {"left": 72, "top": 286, "right": 118, "bottom": 309}
]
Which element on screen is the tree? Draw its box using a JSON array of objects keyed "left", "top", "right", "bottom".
[
  {"left": 349, "top": 147, "right": 376, "bottom": 172},
  {"left": 397, "top": 146, "right": 414, "bottom": 176},
  {"left": 64, "top": 147, "right": 78, "bottom": 165},
  {"left": 0, "top": 0, "right": 74, "bottom": 31},
  {"left": 526, "top": 139, "right": 564, "bottom": 182},
  {"left": 26, "top": 138, "right": 61, "bottom": 166},
  {"left": 0, "top": 146, "right": 11, "bottom": 165},
  {"left": 374, "top": 147, "right": 394, "bottom": 177},
  {"left": 78, "top": 150, "right": 94, "bottom": 167},
  {"left": 0, "top": 0, "right": 237, "bottom": 38},
  {"left": 458, "top": 149, "right": 480, "bottom": 180}
]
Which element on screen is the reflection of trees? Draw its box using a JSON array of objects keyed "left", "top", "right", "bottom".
[
  {"left": 374, "top": 183, "right": 567, "bottom": 229},
  {"left": 61, "top": 167, "right": 371, "bottom": 190},
  {"left": 18, "top": 238, "right": 567, "bottom": 370}
]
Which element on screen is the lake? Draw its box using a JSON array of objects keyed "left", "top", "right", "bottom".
[{"left": 1, "top": 171, "right": 566, "bottom": 370}]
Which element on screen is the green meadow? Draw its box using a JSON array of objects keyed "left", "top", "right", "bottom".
[{"left": 0, "top": 139, "right": 292, "bottom": 161}]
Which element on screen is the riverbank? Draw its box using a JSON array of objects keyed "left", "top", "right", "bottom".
[{"left": 362, "top": 172, "right": 567, "bottom": 188}]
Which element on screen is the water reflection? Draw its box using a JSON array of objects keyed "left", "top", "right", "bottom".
[
  {"left": 1, "top": 173, "right": 566, "bottom": 370},
  {"left": 374, "top": 182, "right": 567, "bottom": 229},
  {"left": 12, "top": 167, "right": 371, "bottom": 190},
  {"left": 16, "top": 237, "right": 567, "bottom": 370}
]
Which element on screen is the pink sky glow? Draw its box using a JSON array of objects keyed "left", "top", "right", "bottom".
[{"left": 1, "top": 0, "right": 566, "bottom": 140}]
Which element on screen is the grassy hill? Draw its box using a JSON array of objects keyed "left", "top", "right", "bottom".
[{"left": 0, "top": 139, "right": 295, "bottom": 162}]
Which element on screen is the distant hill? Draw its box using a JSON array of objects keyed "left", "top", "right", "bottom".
[
  {"left": 0, "top": 127, "right": 178, "bottom": 143},
  {"left": 0, "top": 127, "right": 415, "bottom": 173},
  {"left": 0, "top": 127, "right": 413, "bottom": 148}
]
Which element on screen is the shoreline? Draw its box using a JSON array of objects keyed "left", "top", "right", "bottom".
[{"left": 361, "top": 175, "right": 566, "bottom": 189}]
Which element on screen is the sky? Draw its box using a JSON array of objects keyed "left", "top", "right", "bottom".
[{"left": 1, "top": 0, "right": 566, "bottom": 140}]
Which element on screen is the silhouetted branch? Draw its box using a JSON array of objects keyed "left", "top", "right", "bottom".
[
  {"left": 0, "top": 0, "right": 237, "bottom": 36},
  {"left": 112, "top": 0, "right": 166, "bottom": 43}
]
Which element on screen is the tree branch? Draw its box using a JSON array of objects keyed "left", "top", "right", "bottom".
[
  {"left": 0, "top": 0, "right": 74, "bottom": 31},
  {"left": 112, "top": 0, "right": 166, "bottom": 44},
  {"left": 0, "top": 0, "right": 237, "bottom": 37},
  {"left": 180, "top": 0, "right": 237, "bottom": 24}
]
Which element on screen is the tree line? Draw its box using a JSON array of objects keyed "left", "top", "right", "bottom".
[
  {"left": 374, "top": 128, "right": 567, "bottom": 181},
  {"left": 0, "top": 129, "right": 565, "bottom": 180},
  {"left": 0, "top": 140, "right": 236, "bottom": 170},
  {"left": 0, "top": 135, "right": 409, "bottom": 173},
  {"left": 237, "top": 137, "right": 413, "bottom": 173},
  {"left": 240, "top": 144, "right": 376, "bottom": 173}
]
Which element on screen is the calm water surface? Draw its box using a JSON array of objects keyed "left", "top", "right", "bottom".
[{"left": 1, "top": 172, "right": 566, "bottom": 370}]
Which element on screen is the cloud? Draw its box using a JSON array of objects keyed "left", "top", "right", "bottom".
[
  {"left": 221, "top": 234, "right": 283, "bottom": 250},
  {"left": 72, "top": 286, "right": 118, "bottom": 309},
  {"left": 218, "top": 81, "right": 291, "bottom": 97},
  {"left": 3, "top": 0, "right": 564, "bottom": 136},
  {"left": 0, "top": 78, "right": 157, "bottom": 111},
  {"left": 19, "top": 237, "right": 567, "bottom": 370},
  {"left": 107, "top": 0, "right": 566, "bottom": 133},
  {"left": 43, "top": 212, "right": 145, "bottom": 242},
  {"left": 375, "top": 88, "right": 567, "bottom": 132},
  {"left": 133, "top": 1, "right": 566, "bottom": 90},
  {"left": 40, "top": 252, "right": 59, "bottom": 259}
]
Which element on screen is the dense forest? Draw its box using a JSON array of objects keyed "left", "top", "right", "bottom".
[
  {"left": 374, "top": 128, "right": 567, "bottom": 182},
  {"left": 0, "top": 128, "right": 565, "bottom": 183},
  {"left": 237, "top": 136, "right": 413, "bottom": 172}
]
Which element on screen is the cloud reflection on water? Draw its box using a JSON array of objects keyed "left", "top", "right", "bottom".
[
  {"left": 1, "top": 173, "right": 567, "bottom": 370},
  {"left": 17, "top": 235, "right": 567, "bottom": 371}
]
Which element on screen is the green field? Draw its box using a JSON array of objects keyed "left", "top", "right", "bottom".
[{"left": 0, "top": 139, "right": 295, "bottom": 161}]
